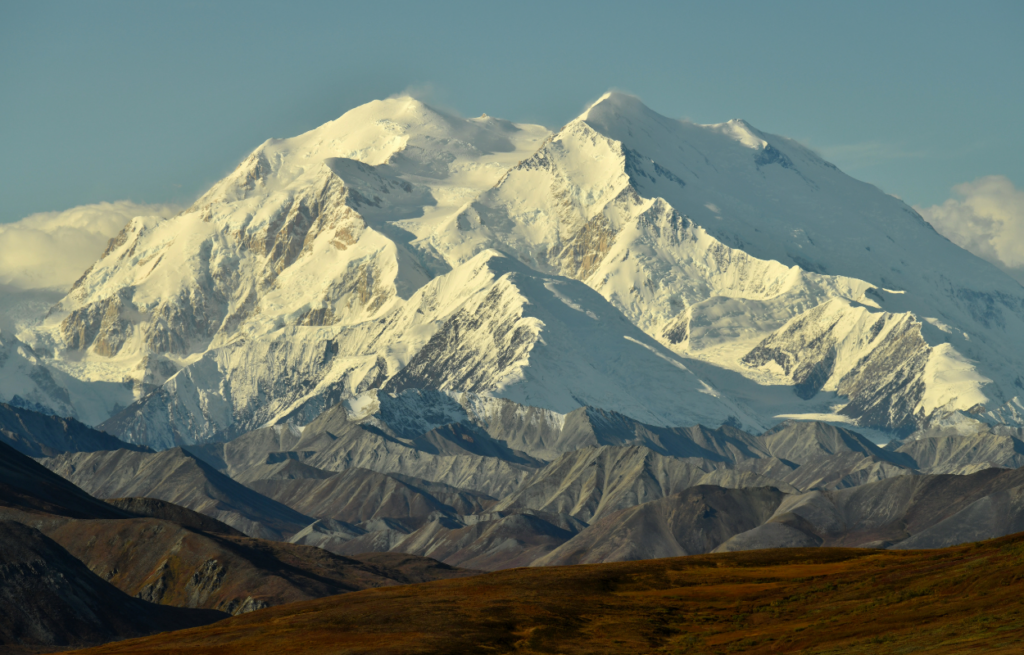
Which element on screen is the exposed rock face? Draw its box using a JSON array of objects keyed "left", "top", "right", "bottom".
[
  {"left": 0, "top": 329, "right": 135, "bottom": 426},
  {"left": 490, "top": 445, "right": 786, "bottom": 523},
  {"left": 93, "top": 250, "right": 759, "bottom": 448},
  {"left": 185, "top": 399, "right": 539, "bottom": 498},
  {"left": 382, "top": 509, "right": 587, "bottom": 570},
  {"left": 741, "top": 300, "right": 937, "bottom": 431},
  {"left": 245, "top": 466, "right": 495, "bottom": 530},
  {"left": 25, "top": 377, "right": 1024, "bottom": 573}
]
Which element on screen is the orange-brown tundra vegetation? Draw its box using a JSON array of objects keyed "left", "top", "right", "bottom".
[{"left": 68, "top": 532, "right": 1024, "bottom": 655}]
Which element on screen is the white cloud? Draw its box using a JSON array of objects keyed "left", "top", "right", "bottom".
[
  {"left": 917, "top": 176, "right": 1024, "bottom": 283},
  {"left": 0, "top": 201, "right": 181, "bottom": 291}
]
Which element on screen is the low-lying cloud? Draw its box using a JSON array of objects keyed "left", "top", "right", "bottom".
[
  {"left": 916, "top": 176, "right": 1024, "bottom": 284},
  {"left": 0, "top": 201, "right": 181, "bottom": 291}
]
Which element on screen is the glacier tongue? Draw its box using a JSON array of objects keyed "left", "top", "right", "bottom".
[{"left": 12, "top": 92, "right": 1024, "bottom": 446}]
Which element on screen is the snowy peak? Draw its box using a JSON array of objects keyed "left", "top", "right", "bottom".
[
  {"left": 13, "top": 93, "right": 1024, "bottom": 447},
  {"left": 580, "top": 91, "right": 662, "bottom": 123}
]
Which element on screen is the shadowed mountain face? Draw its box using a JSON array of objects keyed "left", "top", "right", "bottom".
[
  {"left": 489, "top": 445, "right": 793, "bottom": 524},
  {"left": 104, "top": 497, "right": 244, "bottom": 537},
  {"left": 0, "top": 402, "right": 148, "bottom": 459},
  {"left": 43, "top": 517, "right": 469, "bottom": 615},
  {"left": 890, "top": 424, "right": 1024, "bottom": 473},
  {"left": 186, "top": 397, "right": 913, "bottom": 505},
  {"left": 758, "top": 420, "right": 896, "bottom": 464},
  {"left": 0, "top": 520, "right": 224, "bottom": 650},
  {"left": 0, "top": 439, "right": 128, "bottom": 521},
  {"left": 531, "top": 467, "right": 1024, "bottom": 564},
  {"left": 377, "top": 509, "right": 588, "bottom": 570},
  {"left": 69, "top": 402, "right": 924, "bottom": 570},
  {"left": 189, "top": 403, "right": 538, "bottom": 499},
  {"left": 245, "top": 466, "right": 496, "bottom": 531}
]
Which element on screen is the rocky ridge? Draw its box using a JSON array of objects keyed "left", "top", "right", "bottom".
[{"left": 33, "top": 395, "right": 1024, "bottom": 571}]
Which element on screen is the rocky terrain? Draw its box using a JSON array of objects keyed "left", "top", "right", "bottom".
[
  {"left": 889, "top": 422, "right": 1024, "bottom": 473},
  {"left": 23, "top": 396, "right": 1024, "bottom": 572}
]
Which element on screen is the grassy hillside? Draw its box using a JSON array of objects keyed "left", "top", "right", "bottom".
[{"left": 69, "top": 533, "right": 1024, "bottom": 654}]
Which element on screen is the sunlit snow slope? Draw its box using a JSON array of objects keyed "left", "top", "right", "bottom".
[{"left": 15, "top": 94, "right": 1024, "bottom": 446}]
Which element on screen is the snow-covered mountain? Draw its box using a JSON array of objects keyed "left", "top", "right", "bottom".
[{"left": 14, "top": 93, "right": 1024, "bottom": 446}]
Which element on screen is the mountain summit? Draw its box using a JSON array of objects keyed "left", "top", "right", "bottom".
[{"left": 12, "top": 93, "right": 1024, "bottom": 446}]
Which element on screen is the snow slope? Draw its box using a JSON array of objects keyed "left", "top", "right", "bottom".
[{"left": 95, "top": 251, "right": 758, "bottom": 447}]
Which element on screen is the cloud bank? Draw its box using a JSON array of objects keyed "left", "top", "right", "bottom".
[
  {"left": 0, "top": 201, "right": 181, "bottom": 291},
  {"left": 917, "top": 176, "right": 1024, "bottom": 284}
]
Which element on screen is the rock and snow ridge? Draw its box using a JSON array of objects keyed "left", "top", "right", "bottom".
[{"left": 11, "top": 93, "right": 1024, "bottom": 447}]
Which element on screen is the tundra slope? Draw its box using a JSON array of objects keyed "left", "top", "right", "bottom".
[
  {"left": 11, "top": 94, "right": 1024, "bottom": 447},
  {"left": 63, "top": 533, "right": 1024, "bottom": 655}
]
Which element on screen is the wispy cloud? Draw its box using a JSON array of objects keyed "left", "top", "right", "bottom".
[
  {"left": 916, "top": 176, "right": 1024, "bottom": 283},
  {"left": 0, "top": 201, "right": 181, "bottom": 291},
  {"left": 388, "top": 82, "right": 438, "bottom": 103},
  {"left": 387, "top": 83, "right": 467, "bottom": 118}
]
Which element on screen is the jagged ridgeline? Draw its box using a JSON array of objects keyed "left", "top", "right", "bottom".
[{"left": 9, "top": 92, "right": 1024, "bottom": 447}]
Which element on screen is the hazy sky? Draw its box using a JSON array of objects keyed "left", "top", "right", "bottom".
[{"left": 1, "top": 0, "right": 1021, "bottom": 224}]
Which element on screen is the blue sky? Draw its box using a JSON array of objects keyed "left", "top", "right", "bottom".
[{"left": 1, "top": 0, "right": 1021, "bottom": 224}]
